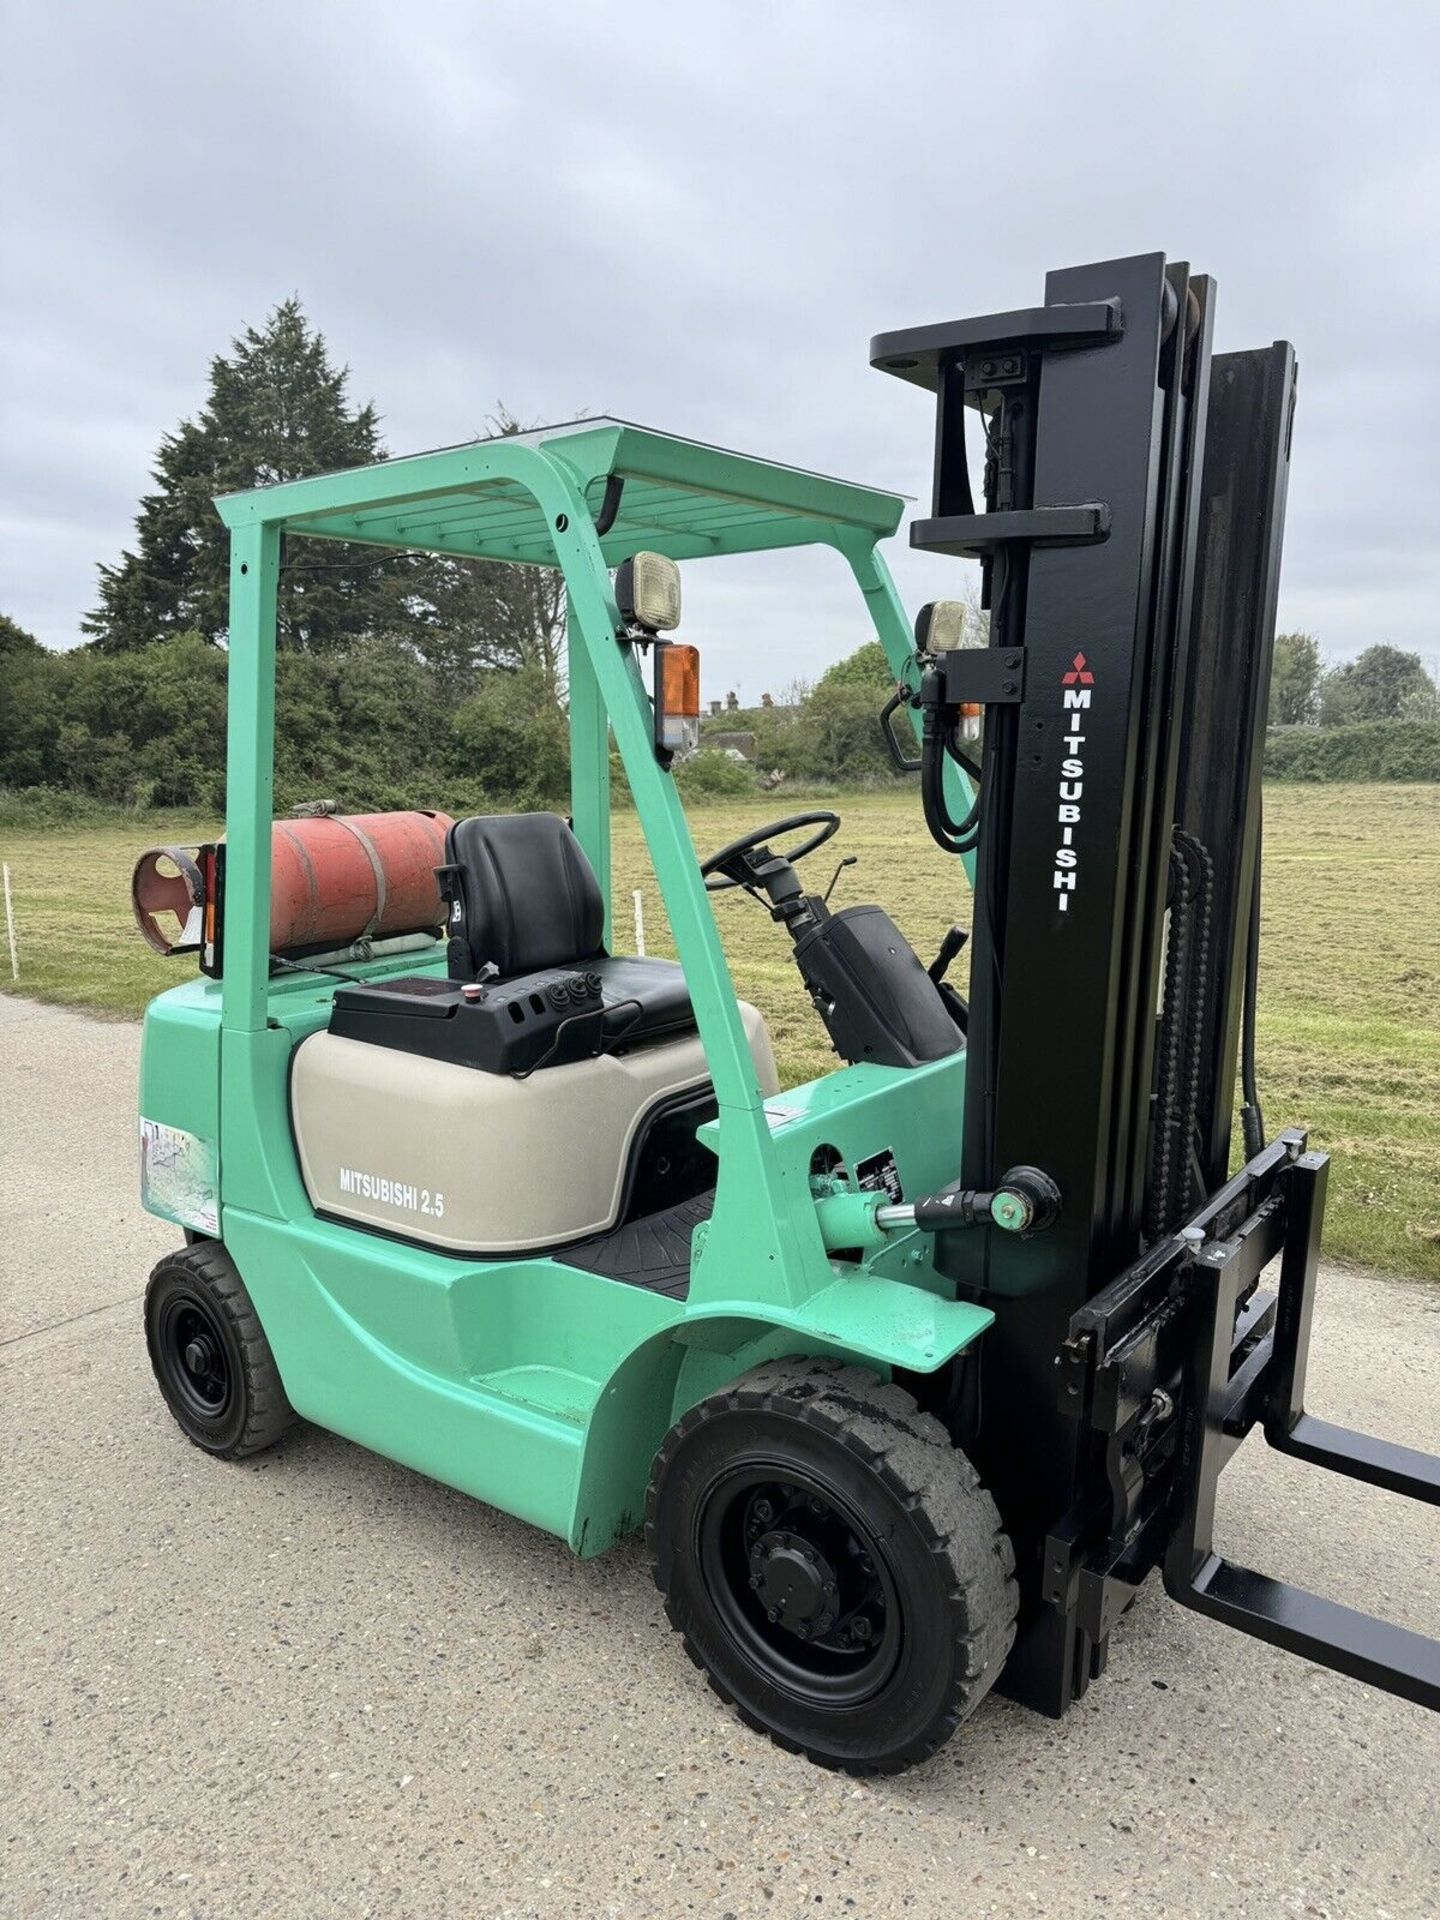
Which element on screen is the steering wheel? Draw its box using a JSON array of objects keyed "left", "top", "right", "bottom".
[{"left": 700, "top": 810, "right": 841, "bottom": 893}]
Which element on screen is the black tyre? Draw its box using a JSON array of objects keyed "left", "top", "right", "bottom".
[
  {"left": 144, "top": 1242, "right": 297, "bottom": 1460},
  {"left": 646, "top": 1357, "right": 1017, "bottom": 1774}
]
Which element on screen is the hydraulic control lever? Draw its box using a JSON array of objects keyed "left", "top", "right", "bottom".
[
  {"left": 822, "top": 854, "right": 857, "bottom": 905},
  {"left": 929, "top": 924, "right": 968, "bottom": 984}
]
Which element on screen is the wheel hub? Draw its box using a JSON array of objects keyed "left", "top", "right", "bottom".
[
  {"left": 696, "top": 1467, "right": 901, "bottom": 1708},
  {"left": 183, "top": 1334, "right": 218, "bottom": 1378},
  {"left": 750, "top": 1529, "right": 839, "bottom": 1639},
  {"left": 163, "top": 1300, "right": 231, "bottom": 1416}
]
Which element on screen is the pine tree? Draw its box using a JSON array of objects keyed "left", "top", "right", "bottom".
[{"left": 85, "top": 300, "right": 402, "bottom": 652}]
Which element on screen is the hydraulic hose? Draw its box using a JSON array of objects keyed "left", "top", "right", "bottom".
[
  {"left": 921, "top": 709, "right": 982, "bottom": 856},
  {"left": 918, "top": 548, "right": 1013, "bottom": 862}
]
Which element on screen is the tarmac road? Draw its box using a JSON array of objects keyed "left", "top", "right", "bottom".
[{"left": 3, "top": 991, "right": 1438, "bottom": 1920}]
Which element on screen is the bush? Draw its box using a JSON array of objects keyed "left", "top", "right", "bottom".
[
  {"left": 673, "top": 749, "right": 756, "bottom": 799},
  {"left": 450, "top": 664, "right": 570, "bottom": 811},
  {"left": 1264, "top": 721, "right": 1440, "bottom": 781},
  {"left": 0, "top": 786, "right": 118, "bottom": 830},
  {"left": 0, "top": 639, "right": 65, "bottom": 789},
  {"left": 274, "top": 635, "right": 464, "bottom": 814},
  {"left": 0, "top": 629, "right": 571, "bottom": 817},
  {"left": 784, "top": 679, "right": 895, "bottom": 783},
  {"left": 48, "top": 633, "right": 230, "bottom": 809},
  {"left": 12, "top": 620, "right": 1433, "bottom": 831}
]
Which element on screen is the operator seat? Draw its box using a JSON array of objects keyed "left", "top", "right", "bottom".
[{"left": 442, "top": 812, "right": 694, "bottom": 1048}]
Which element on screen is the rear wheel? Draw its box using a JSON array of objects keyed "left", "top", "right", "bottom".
[
  {"left": 646, "top": 1357, "right": 1016, "bottom": 1774},
  {"left": 144, "top": 1242, "right": 296, "bottom": 1460}
]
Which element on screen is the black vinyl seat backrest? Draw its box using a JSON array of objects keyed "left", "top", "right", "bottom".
[{"left": 445, "top": 813, "right": 605, "bottom": 979}]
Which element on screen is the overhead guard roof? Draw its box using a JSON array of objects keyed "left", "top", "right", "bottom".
[{"left": 214, "top": 417, "right": 907, "bottom": 565}]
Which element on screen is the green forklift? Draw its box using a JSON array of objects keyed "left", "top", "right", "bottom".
[{"left": 135, "top": 253, "right": 1439, "bottom": 1776}]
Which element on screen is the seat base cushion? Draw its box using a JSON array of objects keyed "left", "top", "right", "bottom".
[{"left": 592, "top": 955, "right": 693, "bottom": 1048}]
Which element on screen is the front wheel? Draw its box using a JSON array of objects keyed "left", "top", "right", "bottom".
[
  {"left": 144, "top": 1242, "right": 297, "bottom": 1460},
  {"left": 646, "top": 1358, "right": 1017, "bottom": 1774}
]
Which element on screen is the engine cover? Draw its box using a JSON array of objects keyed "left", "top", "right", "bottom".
[{"left": 289, "top": 1005, "right": 777, "bottom": 1255}]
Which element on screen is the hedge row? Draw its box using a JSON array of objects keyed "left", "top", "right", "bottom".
[{"left": 1263, "top": 720, "right": 1440, "bottom": 781}]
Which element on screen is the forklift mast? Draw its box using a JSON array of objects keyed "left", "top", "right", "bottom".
[
  {"left": 875, "top": 254, "right": 1275, "bottom": 1289},
  {"left": 873, "top": 254, "right": 1439, "bottom": 1716}
]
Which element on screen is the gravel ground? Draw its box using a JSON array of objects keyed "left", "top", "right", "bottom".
[{"left": 3, "top": 991, "right": 1437, "bottom": 1920}]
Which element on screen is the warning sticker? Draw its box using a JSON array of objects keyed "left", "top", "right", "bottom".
[{"left": 139, "top": 1119, "right": 219, "bottom": 1236}]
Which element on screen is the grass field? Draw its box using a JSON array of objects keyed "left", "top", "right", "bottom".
[{"left": 3, "top": 784, "right": 1437, "bottom": 1279}]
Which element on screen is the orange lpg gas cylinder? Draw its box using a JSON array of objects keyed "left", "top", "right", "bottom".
[{"left": 268, "top": 809, "right": 455, "bottom": 952}]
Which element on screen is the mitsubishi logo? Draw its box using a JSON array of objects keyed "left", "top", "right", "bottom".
[{"left": 1054, "top": 656, "right": 1095, "bottom": 913}]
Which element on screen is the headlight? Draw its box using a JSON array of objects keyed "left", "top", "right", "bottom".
[{"left": 616, "top": 551, "right": 682, "bottom": 633}]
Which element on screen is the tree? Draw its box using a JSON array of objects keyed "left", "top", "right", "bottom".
[
  {"left": 414, "top": 550, "right": 567, "bottom": 701},
  {"left": 0, "top": 615, "right": 62, "bottom": 788},
  {"left": 1319, "top": 645, "right": 1439, "bottom": 725},
  {"left": 959, "top": 577, "right": 989, "bottom": 649},
  {"left": 0, "top": 613, "right": 43, "bottom": 657},
  {"left": 789, "top": 679, "right": 893, "bottom": 782},
  {"left": 1268, "top": 632, "right": 1323, "bottom": 725},
  {"left": 85, "top": 299, "right": 405, "bottom": 653},
  {"left": 816, "top": 639, "right": 893, "bottom": 692},
  {"left": 411, "top": 407, "right": 570, "bottom": 698}
]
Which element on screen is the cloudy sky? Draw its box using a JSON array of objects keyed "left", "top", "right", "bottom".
[{"left": 4, "top": 0, "right": 1438, "bottom": 695}]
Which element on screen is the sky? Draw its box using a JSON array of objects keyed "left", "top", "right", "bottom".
[{"left": 4, "top": 0, "right": 1438, "bottom": 698}]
